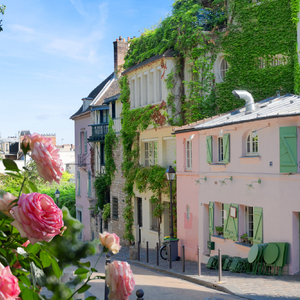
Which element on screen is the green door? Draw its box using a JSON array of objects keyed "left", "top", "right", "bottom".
[{"left": 223, "top": 203, "right": 239, "bottom": 241}]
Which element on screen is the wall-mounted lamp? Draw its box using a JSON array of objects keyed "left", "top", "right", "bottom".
[
  {"left": 190, "top": 134, "right": 195, "bottom": 140},
  {"left": 252, "top": 124, "right": 270, "bottom": 137},
  {"left": 219, "top": 176, "right": 233, "bottom": 186},
  {"left": 195, "top": 177, "right": 207, "bottom": 185},
  {"left": 246, "top": 179, "right": 261, "bottom": 189},
  {"left": 219, "top": 128, "right": 235, "bottom": 137}
]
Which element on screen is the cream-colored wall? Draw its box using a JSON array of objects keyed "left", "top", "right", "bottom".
[{"left": 111, "top": 100, "right": 122, "bottom": 133}]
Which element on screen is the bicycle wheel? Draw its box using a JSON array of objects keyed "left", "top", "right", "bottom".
[{"left": 160, "top": 245, "right": 168, "bottom": 260}]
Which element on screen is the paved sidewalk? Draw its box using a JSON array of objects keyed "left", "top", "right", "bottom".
[{"left": 109, "top": 246, "right": 300, "bottom": 300}]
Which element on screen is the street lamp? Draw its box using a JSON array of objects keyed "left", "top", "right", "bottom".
[
  {"left": 165, "top": 165, "right": 176, "bottom": 239},
  {"left": 55, "top": 189, "right": 60, "bottom": 206}
]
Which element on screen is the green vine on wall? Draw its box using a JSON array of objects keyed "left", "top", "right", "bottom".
[{"left": 94, "top": 118, "right": 117, "bottom": 210}]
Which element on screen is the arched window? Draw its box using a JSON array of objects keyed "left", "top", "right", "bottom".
[
  {"left": 219, "top": 58, "right": 228, "bottom": 81},
  {"left": 246, "top": 131, "right": 259, "bottom": 155}
]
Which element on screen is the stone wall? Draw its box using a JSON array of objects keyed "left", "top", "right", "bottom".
[{"left": 109, "top": 137, "right": 128, "bottom": 246}]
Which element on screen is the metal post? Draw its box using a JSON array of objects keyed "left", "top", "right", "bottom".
[
  {"left": 156, "top": 242, "right": 159, "bottom": 266},
  {"left": 104, "top": 254, "right": 111, "bottom": 300},
  {"left": 218, "top": 248, "right": 222, "bottom": 282},
  {"left": 182, "top": 245, "right": 185, "bottom": 273},
  {"left": 146, "top": 241, "right": 149, "bottom": 263},
  {"left": 198, "top": 247, "right": 201, "bottom": 276},
  {"left": 136, "top": 289, "right": 144, "bottom": 300},
  {"left": 170, "top": 180, "right": 174, "bottom": 238},
  {"left": 169, "top": 243, "right": 172, "bottom": 269},
  {"left": 138, "top": 242, "right": 140, "bottom": 261}
]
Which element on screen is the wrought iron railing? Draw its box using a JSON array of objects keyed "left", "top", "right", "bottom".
[{"left": 88, "top": 124, "right": 109, "bottom": 142}]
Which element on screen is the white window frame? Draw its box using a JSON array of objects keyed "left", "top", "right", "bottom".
[
  {"left": 246, "top": 131, "right": 259, "bottom": 156},
  {"left": 149, "top": 70, "right": 154, "bottom": 103},
  {"left": 137, "top": 75, "right": 142, "bottom": 107},
  {"left": 221, "top": 203, "right": 225, "bottom": 228},
  {"left": 131, "top": 78, "right": 136, "bottom": 108},
  {"left": 219, "top": 57, "right": 228, "bottom": 82},
  {"left": 156, "top": 67, "right": 162, "bottom": 102},
  {"left": 245, "top": 206, "right": 254, "bottom": 238},
  {"left": 186, "top": 140, "right": 192, "bottom": 170},
  {"left": 143, "top": 73, "right": 148, "bottom": 105},
  {"left": 218, "top": 137, "right": 224, "bottom": 162},
  {"left": 144, "top": 141, "right": 158, "bottom": 167}
]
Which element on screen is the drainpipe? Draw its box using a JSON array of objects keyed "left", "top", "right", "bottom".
[{"left": 232, "top": 90, "right": 256, "bottom": 112}]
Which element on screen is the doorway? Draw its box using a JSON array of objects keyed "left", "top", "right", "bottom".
[{"left": 137, "top": 197, "right": 143, "bottom": 243}]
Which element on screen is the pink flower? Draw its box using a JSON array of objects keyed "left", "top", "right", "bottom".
[
  {"left": 106, "top": 261, "right": 135, "bottom": 300},
  {"left": 99, "top": 232, "right": 121, "bottom": 254},
  {"left": 10, "top": 193, "right": 64, "bottom": 244},
  {"left": 25, "top": 133, "right": 63, "bottom": 184},
  {"left": 0, "top": 262, "right": 20, "bottom": 300},
  {"left": 0, "top": 191, "right": 17, "bottom": 216}
]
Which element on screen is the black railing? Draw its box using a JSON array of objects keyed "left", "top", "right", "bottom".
[
  {"left": 78, "top": 154, "right": 87, "bottom": 167},
  {"left": 88, "top": 124, "right": 109, "bottom": 142}
]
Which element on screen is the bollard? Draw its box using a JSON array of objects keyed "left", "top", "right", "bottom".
[
  {"left": 169, "top": 243, "right": 172, "bottom": 269},
  {"left": 104, "top": 254, "right": 111, "bottom": 300},
  {"left": 182, "top": 245, "right": 185, "bottom": 273},
  {"left": 138, "top": 241, "right": 140, "bottom": 261},
  {"left": 146, "top": 241, "right": 149, "bottom": 263},
  {"left": 136, "top": 289, "right": 144, "bottom": 300},
  {"left": 156, "top": 242, "right": 159, "bottom": 266},
  {"left": 198, "top": 247, "right": 201, "bottom": 276},
  {"left": 218, "top": 248, "right": 222, "bottom": 282}
]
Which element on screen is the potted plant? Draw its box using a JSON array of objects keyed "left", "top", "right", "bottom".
[
  {"left": 248, "top": 237, "right": 253, "bottom": 245},
  {"left": 240, "top": 233, "right": 248, "bottom": 243},
  {"left": 215, "top": 226, "right": 223, "bottom": 236}
]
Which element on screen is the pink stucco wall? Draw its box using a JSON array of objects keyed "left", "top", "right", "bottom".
[
  {"left": 74, "top": 113, "right": 92, "bottom": 241},
  {"left": 176, "top": 116, "right": 300, "bottom": 274}
]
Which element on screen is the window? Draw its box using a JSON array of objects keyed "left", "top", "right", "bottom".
[
  {"left": 186, "top": 140, "right": 192, "bottom": 169},
  {"left": 101, "top": 110, "right": 109, "bottom": 123},
  {"left": 258, "top": 54, "right": 288, "bottom": 69},
  {"left": 246, "top": 131, "right": 259, "bottom": 155},
  {"left": 137, "top": 76, "right": 142, "bottom": 107},
  {"left": 245, "top": 206, "right": 254, "bottom": 238},
  {"left": 131, "top": 79, "right": 135, "bottom": 108},
  {"left": 219, "top": 58, "right": 228, "bottom": 81},
  {"left": 100, "top": 143, "right": 105, "bottom": 165},
  {"left": 111, "top": 101, "right": 116, "bottom": 119},
  {"left": 151, "top": 204, "right": 159, "bottom": 231},
  {"left": 143, "top": 74, "right": 148, "bottom": 105},
  {"left": 144, "top": 141, "right": 158, "bottom": 166},
  {"left": 221, "top": 203, "right": 225, "bottom": 228},
  {"left": 157, "top": 69, "right": 162, "bottom": 102},
  {"left": 77, "top": 171, "right": 81, "bottom": 196},
  {"left": 87, "top": 171, "right": 91, "bottom": 198},
  {"left": 218, "top": 137, "right": 223, "bottom": 162},
  {"left": 112, "top": 197, "right": 118, "bottom": 220},
  {"left": 149, "top": 71, "right": 154, "bottom": 103},
  {"left": 76, "top": 209, "right": 83, "bottom": 240},
  {"left": 5, "top": 144, "right": 9, "bottom": 152}
]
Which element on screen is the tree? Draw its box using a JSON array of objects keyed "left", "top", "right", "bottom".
[{"left": 0, "top": 5, "right": 6, "bottom": 32}]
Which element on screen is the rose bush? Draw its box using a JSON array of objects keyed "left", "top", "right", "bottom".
[
  {"left": 106, "top": 261, "right": 135, "bottom": 300},
  {"left": 0, "top": 191, "right": 16, "bottom": 216},
  {"left": 10, "top": 192, "right": 64, "bottom": 244},
  {"left": 100, "top": 232, "right": 121, "bottom": 254},
  {"left": 22, "top": 133, "right": 63, "bottom": 184},
  {"left": 0, "top": 263, "right": 20, "bottom": 300}
]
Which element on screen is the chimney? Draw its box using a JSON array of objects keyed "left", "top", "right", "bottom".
[{"left": 113, "top": 35, "right": 129, "bottom": 78}]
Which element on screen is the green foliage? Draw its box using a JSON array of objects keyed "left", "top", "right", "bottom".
[
  {"left": 0, "top": 4, "right": 5, "bottom": 32},
  {"left": 102, "top": 203, "right": 110, "bottom": 221},
  {"left": 93, "top": 174, "right": 109, "bottom": 210}
]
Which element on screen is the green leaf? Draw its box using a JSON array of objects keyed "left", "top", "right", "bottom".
[
  {"left": 5, "top": 172, "right": 23, "bottom": 179},
  {"left": 79, "top": 261, "right": 91, "bottom": 268},
  {"left": 0, "top": 255, "right": 9, "bottom": 267},
  {"left": 27, "top": 243, "right": 40, "bottom": 255},
  {"left": 29, "top": 253, "right": 43, "bottom": 269},
  {"left": 27, "top": 181, "right": 38, "bottom": 193},
  {"left": 2, "top": 159, "right": 20, "bottom": 172},
  {"left": 85, "top": 297, "right": 97, "bottom": 300},
  {"left": 40, "top": 251, "right": 51, "bottom": 268},
  {"left": 22, "top": 185, "right": 30, "bottom": 194},
  {"left": 74, "top": 268, "right": 89, "bottom": 275},
  {"left": 91, "top": 267, "right": 98, "bottom": 272},
  {"left": 19, "top": 275, "right": 31, "bottom": 287},
  {"left": 20, "top": 286, "right": 43, "bottom": 300},
  {"left": 77, "top": 284, "right": 91, "bottom": 294},
  {"left": 50, "top": 256, "right": 61, "bottom": 278},
  {"left": 30, "top": 262, "right": 47, "bottom": 287}
]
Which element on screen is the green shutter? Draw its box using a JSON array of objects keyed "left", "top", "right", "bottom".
[
  {"left": 280, "top": 126, "right": 297, "bottom": 173},
  {"left": 253, "top": 207, "right": 263, "bottom": 244},
  {"left": 77, "top": 171, "right": 80, "bottom": 196},
  {"left": 79, "top": 133, "right": 82, "bottom": 154},
  {"left": 206, "top": 135, "right": 213, "bottom": 164},
  {"left": 84, "top": 131, "right": 87, "bottom": 154},
  {"left": 224, "top": 203, "right": 239, "bottom": 241},
  {"left": 209, "top": 202, "right": 214, "bottom": 236},
  {"left": 223, "top": 133, "right": 230, "bottom": 164}
]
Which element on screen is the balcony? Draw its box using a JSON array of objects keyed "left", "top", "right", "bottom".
[
  {"left": 78, "top": 154, "right": 87, "bottom": 168},
  {"left": 88, "top": 124, "right": 109, "bottom": 142}
]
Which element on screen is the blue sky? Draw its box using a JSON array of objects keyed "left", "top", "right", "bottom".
[{"left": 0, "top": 0, "right": 174, "bottom": 145}]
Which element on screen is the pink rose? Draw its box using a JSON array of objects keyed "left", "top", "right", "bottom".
[
  {"left": 0, "top": 262, "right": 20, "bottom": 300},
  {"left": 10, "top": 193, "right": 64, "bottom": 244},
  {"left": 99, "top": 232, "right": 121, "bottom": 254},
  {"left": 25, "top": 133, "right": 63, "bottom": 184},
  {"left": 0, "top": 191, "right": 17, "bottom": 216},
  {"left": 106, "top": 261, "right": 135, "bottom": 300}
]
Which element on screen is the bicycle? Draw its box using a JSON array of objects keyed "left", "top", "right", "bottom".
[{"left": 160, "top": 242, "right": 168, "bottom": 260}]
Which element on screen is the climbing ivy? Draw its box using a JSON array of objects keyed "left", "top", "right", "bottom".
[{"left": 119, "top": 0, "right": 300, "bottom": 242}]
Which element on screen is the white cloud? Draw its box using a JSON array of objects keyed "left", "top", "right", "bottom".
[{"left": 69, "top": 0, "right": 88, "bottom": 17}]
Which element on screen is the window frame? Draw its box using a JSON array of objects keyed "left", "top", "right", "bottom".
[
  {"left": 77, "top": 171, "right": 81, "bottom": 196},
  {"left": 246, "top": 131, "right": 259, "bottom": 156},
  {"left": 218, "top": 137, "right": 224, "bottom": 162},
  {"left": 144, "top": 141, "right": 158, "bottom": 167},
  {"left": 245, "top": 206, "right": 254, "bottom": 238},
  {"left": 219, "top": 57, "right": 228, "bottom": 82},
  {"left": 87, "top": 171, "right": 91, "bottom": 198},
  {"left": 112, "top": 197, "right": 118, "bottom": 220}
]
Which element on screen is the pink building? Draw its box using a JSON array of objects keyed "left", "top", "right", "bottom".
[{"left": 174, "top": 91, "right": 300, "bottom": 275}]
